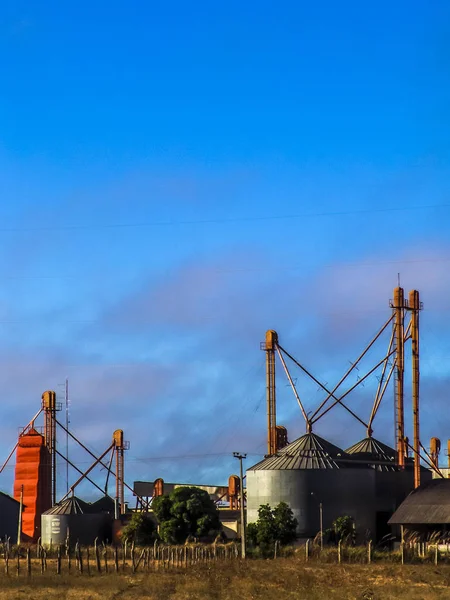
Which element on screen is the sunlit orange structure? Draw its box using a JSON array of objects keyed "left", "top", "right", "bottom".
[
  {"left": 13, "top": 428, "right": 51, "bottom": 541},
  {"left": 228, "top": 474, "right": 240, "bottom": 510}
]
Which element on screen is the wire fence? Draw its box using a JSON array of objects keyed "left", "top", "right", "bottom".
[
  {"left": 0, "top": 540, "right": 241, "bottom": 578},
  {"left": 1, "top": 539, "right": 449, "bottom": 578}
]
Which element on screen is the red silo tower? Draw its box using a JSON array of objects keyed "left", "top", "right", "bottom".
[{"left": 13, "top": 428, "right": 52, "bottom": 541}]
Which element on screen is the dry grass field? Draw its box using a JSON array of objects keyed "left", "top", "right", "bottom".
[{"left": 0, "top": 558, "right": 449, "bottom": 600}]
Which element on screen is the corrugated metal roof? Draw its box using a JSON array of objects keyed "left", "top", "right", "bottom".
[
  {"left": 249, "top": 433, "right": 348, "bottom": 470},
  {"left": 345, "top": 437, "right": 398, "bottom": 471},
  {"left": 43, "top": 496, "right": 91, "bottom": 515},
  {"left": 388, "top": 480, "right": 450, "bottom": 525}
]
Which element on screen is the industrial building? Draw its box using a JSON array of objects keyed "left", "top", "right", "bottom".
[
  {"left": 247, "top": 288, "right": 437, "bottom": 542},
  {"left": 0, "top": 284, "right": 448, "bottom": 546}
]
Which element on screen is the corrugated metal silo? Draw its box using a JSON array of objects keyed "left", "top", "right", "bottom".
[
  {"left": 41, "top": 496, "right": 112, "bottom": 546},
  {"left": 247, "top": 432, "right": 376, "bottom": 539},
  {"left": 346, "top": 436, "right": 433, "bottom": 540}
]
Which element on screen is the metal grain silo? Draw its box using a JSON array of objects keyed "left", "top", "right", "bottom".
[
  {"left": 346, "top": 436, "right": 432, "bottom": 541},
  {"left": 247, "top": 432, "right": 376, "bottom": 540},
  {"left": 41, "top": 496, "right": 112, "bottom": 547}
]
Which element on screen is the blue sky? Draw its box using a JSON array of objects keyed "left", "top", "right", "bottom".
[{"left": 0, "top": 1, "right": 449, "bottom": 501}]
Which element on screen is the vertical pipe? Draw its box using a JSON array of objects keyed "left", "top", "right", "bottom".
[
  {"left": 265, "top": 330, "right": 278, "bottom": 456},
  {"left": 393, "top": 288, "right": 405, "bottom": 468},
  {"left": 114, "top": 430, "right": 125, "bottom": 515},
  {"left": 65, "top": 379, "right": 69, "bottom": 494},
  {"left": 43, "top": 391, "right": 57, "bottom": 506},
  {"left": 409, "top": 290, "right": 420, "bottom": 488}
]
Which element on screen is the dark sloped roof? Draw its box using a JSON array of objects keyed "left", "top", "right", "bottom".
[
  {"left": 388, "top": 479, "right": 450, "bottom": 525},
  {"left": 89, "top": 496, "right": 115, "bottom": 513},
  {"left": 345, "top": 437, "right": 398, "bottom": 471},
  {"left": 43, "top": 496, "right": 91, "bottom": 516},
  {"left": 248, "top": 433, "right": 348, "bottom": 470},
  {"left": 0, "top": 491, "right": 19, "bottom": 505}
]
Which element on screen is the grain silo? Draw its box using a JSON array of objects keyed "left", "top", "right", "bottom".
[
  {"left": 246, "top": 432, "right": 376, "bottom": 540},
  {"left": 41, "top": 496, "right": 112, "bottom": 546},
  {"left": 346, "top": 436, "right": 433, "bottom": 540}
]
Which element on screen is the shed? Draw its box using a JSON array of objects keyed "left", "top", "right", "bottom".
[
  {"left": 0, "top": 492, "right": 20, "bottom": 541},
  {"left": 388, "top": 479, "right": 450, "bottom": 540}
]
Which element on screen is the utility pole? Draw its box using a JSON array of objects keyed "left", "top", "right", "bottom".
[
  {"left": 233, "top": 452, "right": 247, "bottom": 559},
  {"left": 17, "top": 485, "right": 23, "bottom": 545}
]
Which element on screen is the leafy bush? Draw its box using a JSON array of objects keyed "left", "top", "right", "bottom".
[
  {"left": 152, "top": 486, "right": 222, "bottom": 544},
  {"left": 247, "top": 502, "right": 297, "bottom": 556},
  {"left": 121, "top": 513, "right": 158, "bottom": 545}
]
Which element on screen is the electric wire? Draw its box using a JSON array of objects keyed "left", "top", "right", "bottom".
[{"left": 0, "top": 202, "right": 447, "bottom": 233}]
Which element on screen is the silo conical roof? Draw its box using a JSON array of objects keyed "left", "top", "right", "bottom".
[
  {"left": 345, "top": 437, "right": 397, "bottom": 471},
  {"left": 42, "top": 496, "right": 91, "bottom": 515},
  {"left": 249, "top": 432, "right": 347, "bottom": 470}
]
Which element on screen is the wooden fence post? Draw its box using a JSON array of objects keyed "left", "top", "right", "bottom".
[
  {"left": 367, "top": 541, "right": 372, "bottom": 565},
  {"left": 131, "top": 543, "right": 136, "bottom": 573},
  {"left": 75, "top": 542, "right": 80, "bottom": 571},
  {"left": 16, "top": 547, "right": 20, "bottom": 577},
  {"left": 305, "top": 539, "right": 310, "bottom": 562},
  {"left": 26, "top": 547, "right": 31, "bottom": 577},
  {"left": 4, "top": 546, "right": 9, "bottom": 576},
  {"left": 67, "top": 546, "right": 71, "bottom": 573},
  {"left": 56, "top": 545, "right": 61, "bottom": 575},
  {"left": 114, "top": 546, "right": 119, "bottom": 573},
  {"left": 401, "top": 542, "right": 405, "bottom": 565},
  {"left": 95, "top": 542, "right": 101, "bottom": 573},
  {"left": 338, "top": 540, "right": 342, "bottom": 564},
  {"left": 86, "top": 546, "right": 91, "bottom": 576},
  {"left": 103, "top": 545, "right": 108, "bottom": 573},
  {"left": 77, "top": 545, "right": 83, "bottom": 574},
  {"left": 435, "top": 545, "right": 439, "bottom": 566}
]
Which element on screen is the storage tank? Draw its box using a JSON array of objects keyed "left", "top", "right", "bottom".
[
  {"left": 41, "top": 496, "right": 112, "bottom": 547},
  {"left": 14, "top": 427, "right": 52, "bottom": 541},
  {"left": 346, "top": 436, "right": 432, "bottom": 541},
  {"left": 246, "top": 432, "right": 376, "bottom": 540}
]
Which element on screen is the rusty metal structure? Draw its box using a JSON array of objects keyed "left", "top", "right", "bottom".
[
  {"left": 430, "top": 438, "right": 441, "bottom": 468},
  {"left": 260, "top": 286, "right": 429, "bottom": 489},
  {"left": 228, "top": 474, "right": 240, "bottom": 510},
  {"left": 1, "top": 392, "right": 140, "bottom": 541},
  {"left": 263, "top": 330, "right": 278, "bottom": 455}
]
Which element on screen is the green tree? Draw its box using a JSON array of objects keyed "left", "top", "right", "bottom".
[
  {"left": 333, "top": 515, "right": 356, "bottom": 545},
  {"left": 326, "top": 515, "right": 356, "bottom": 546},
  {"left": 248, "top": 502, "right": 298, "bottom": 555},
  {"left": 273, "top": 502, "right": 298, "bottom": 545},
  {"left": 121, "top": 513, "right": 158, "bottom": 545},
  {"left": 152, "top": 486, "right": 222, "bottom": 544}
]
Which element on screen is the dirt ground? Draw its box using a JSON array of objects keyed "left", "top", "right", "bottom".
[{"left": 0, "top": 559, "right": 449, "bottom": 600}]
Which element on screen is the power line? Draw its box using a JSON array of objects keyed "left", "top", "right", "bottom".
[
  {"left": 0, "top": 202, "right": 448, "bottom": 233},
  {"left": 0, "top": 255, "right": 449, "bottom": 281}
]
